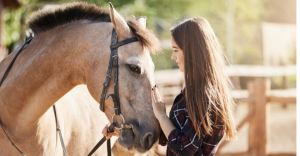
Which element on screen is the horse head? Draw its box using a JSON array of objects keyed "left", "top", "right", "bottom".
[{"left": 84, "top": 3, "right": 161, "bottom": 153}]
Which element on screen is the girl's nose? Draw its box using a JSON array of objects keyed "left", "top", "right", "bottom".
[{"left": 171, "top": 52, "right": 176, "bottom": 60}]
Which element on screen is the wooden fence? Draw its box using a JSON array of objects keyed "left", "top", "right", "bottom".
[
  {"left": 217, "top": 79, "right": 296, "bottom": 156},
  {"left": 154, "top": 66, "right": 296, "bottom": 156}
]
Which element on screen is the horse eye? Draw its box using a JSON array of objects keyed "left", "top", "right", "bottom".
[{"left": 128, "top": 64, "right": 141, "bottom": 74}]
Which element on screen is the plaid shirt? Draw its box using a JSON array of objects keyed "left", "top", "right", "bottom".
[{"left": 159, "top": 89, "right": 225, "bottom": 156}]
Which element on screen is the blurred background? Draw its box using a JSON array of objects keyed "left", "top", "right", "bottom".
[{"left": 0, "top": 0, "right": 296, "bottom": 156}]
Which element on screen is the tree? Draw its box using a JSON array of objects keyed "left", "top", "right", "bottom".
[{"left": 4, "top": 0, "right": 267, "bottom": 66}]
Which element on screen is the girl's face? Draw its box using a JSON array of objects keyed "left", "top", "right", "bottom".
[{"left": 171, "top": 36, "right": 184, "bottom": 72}]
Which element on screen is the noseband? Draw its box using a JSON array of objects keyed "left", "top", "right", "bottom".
[{"left": 87, "top": 29, "right": 139, "bottom": 156}]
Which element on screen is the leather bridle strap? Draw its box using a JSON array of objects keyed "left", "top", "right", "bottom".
[
  {"left": 0, "top": 37, "right": 33, "bottom": 87},
  {"left": 99, "top": 29, "right": 138, "bottom": 115},
  {"left": 89, "top": 29, "right": 138, "bottom": 156},
  {"left": 110, "top": 37, "right": 138, "bottom": 49},
  {"left": 87, "top": 137, "right": 107, "bottom": 156},
  {"left": 99, "top": 30, "right": 115, "bottom": 112},
  {"left": 87, "top": 123, "right": 116, "bottom": 156},
  {"left": 53, "top": 104, "right": 69, "bottom": 156}
]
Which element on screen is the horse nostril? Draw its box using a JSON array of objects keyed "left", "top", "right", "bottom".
[{"left": 142, "top": 133, "right": 154, "bottom": 150}]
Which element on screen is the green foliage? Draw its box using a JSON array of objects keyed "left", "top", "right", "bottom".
[
  {"left": 151, "top": 49, "right": 178, "bottom": 70},
  {"left": 152, "top": 0, "right": 267, "bottom": 68},
  {"left": 144, "top": 0, "right": 191, "bottom": 19},
  {"left": 114, "top": 0, "right": 191, "bottom": 35},
  {"left": 4, "top": 0, "right": 271, "bottom": 67},
  {"left": 271, "top": 75, "right": 296, "bottom": 89},
  {"left": 185, "top": 0, "right": 266, "bottom": 64},
  {"left": 3, "top": 8, "right": 22, "bottom": 48},
  {"left": 288, "top": 75, "right": 296, "bottom": 88}
]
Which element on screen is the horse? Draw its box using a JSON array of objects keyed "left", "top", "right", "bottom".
[{"left": 0, "top": 2, "right": 161, "bottom": 155}]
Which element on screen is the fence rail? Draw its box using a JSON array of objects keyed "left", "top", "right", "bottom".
[{"left": 218, "top": 79, "right": 296, "bottom": 156}]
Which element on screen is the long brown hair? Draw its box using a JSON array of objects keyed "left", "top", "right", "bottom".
[{"left": 171, "top": 17, "right": 237, "bottom": 140}]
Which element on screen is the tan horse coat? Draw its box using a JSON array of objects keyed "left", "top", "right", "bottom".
[{"left": 0, "top": 2, "right": 160, "bottom": 156}]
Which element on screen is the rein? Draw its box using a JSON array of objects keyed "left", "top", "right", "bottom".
[
  {"left": 0, "top": 37, "right": 69, "bottom": 156},
  {"left": 0, "top": 37, "right": 33, "bottom": 156}
]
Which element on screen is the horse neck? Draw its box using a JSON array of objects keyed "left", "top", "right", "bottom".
[{"left": 0, "top": 22, "right": 110, "bottom": 133}]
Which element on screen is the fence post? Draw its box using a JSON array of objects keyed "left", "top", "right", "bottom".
[
  {"left": 254, "top": 78, "right": 270, "bottom": 156},
  {"left": 282, "top": 75, "right": 288, "bottom": 108},
  {"left": 247, "top": 81, "right": 256, "bottom": 155}
]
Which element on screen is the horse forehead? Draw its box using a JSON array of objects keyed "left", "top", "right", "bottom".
[
  {"left": 119, "top": 43, "right": 147, "bottom": 61},
  {"left": 119, "top": 49, "right": 153, "bottom": 67},
  {"left": 119, "top": 41, "right": 142, "bottom": 53},
  {"left": 125, "top": 56, "right": 141, "bottom": 64}
]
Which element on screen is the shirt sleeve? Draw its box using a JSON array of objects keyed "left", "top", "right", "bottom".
[
  {"left": 159, "top": 129, "right": 168, "bottom": 146},
  {"left": 167, "top": 111, "right": 204, "bottom": 155},
  {"left": 201, "top": 124, "right": 225, "bottom": 156}
]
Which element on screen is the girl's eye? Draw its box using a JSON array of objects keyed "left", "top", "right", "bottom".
[{"left": 128, "top": 64, "right": 141, "bottom": 74}]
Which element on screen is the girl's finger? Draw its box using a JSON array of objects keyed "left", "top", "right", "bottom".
[
  {"left": 151, "top": 88, "right": 156, "bottom": 103},
  {"left": 102, "top": 124, "right": 109, "bottom": 136},
  {"left": 155, "top": 87, "right": 162, "bottom": 101},
  {"left": 106, "top": 132, "right": 119, "bottom": 140},
  {"left": 106, "top": 134, "right": 112, "bottom": 140},
  {"left": 153, "top": 86, "right": 161, "bottom": 101},
  {"left": 103, "top": 131, "right": 107, "bottom": 136}
]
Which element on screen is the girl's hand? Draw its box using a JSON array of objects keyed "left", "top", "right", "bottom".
[
  {"left": 102, "top": 124, "right": 119, "bottom": 140},
  {"left": 151, "top": 85, "right": 167, "bottom": 120}
]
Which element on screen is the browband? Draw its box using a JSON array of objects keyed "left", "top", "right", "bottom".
[{"left": 110, "top": 37, "right": 138, "bottom": 50}]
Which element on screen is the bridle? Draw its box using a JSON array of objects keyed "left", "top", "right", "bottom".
[
  {"left": 0, "top": 28, "right": 139, "bottom": 156},
  {"left": 100, "top": 28, "right": 138, "bottom": 125},
  {"left": 87, "top": 28, "right": 139, "bottom": 156}
]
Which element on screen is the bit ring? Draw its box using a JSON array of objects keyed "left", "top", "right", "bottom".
[{"left": 111, "top": 114, "right": 125, "bottom": 130}]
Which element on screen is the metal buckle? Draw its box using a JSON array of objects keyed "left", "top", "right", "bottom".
[{"left": 111, "top": 114, "right": 125, "bottom": 130}]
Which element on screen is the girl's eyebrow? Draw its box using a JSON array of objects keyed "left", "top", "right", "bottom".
[{"left": 172, "top": 46, "right": 178, "bottom": 49}]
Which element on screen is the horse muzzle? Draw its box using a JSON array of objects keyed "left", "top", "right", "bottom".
[{"left": 117, "top": 122, "right": 158, "bottom": 153}]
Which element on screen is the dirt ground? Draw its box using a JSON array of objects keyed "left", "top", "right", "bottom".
[{"left": 158, "top": 103, "right": 296, "bottom": 155}]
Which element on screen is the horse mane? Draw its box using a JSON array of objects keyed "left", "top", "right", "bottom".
[
  {"left": 27, "top": 2, "right": 110, "bottom": 35},
  {"left": 26, "top": 2, "right": 161, "bottom": 53}
]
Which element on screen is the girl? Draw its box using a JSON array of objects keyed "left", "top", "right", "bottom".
[{"left": 151, "top": 17, "right": 237, "bottom": 156}]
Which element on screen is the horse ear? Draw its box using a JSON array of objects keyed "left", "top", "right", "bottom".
[
  {"left": 136, "top": 16, "right": 147, "bottom": 29},
  {"left": 109, "top": 2, "right": 131, "bottom": 38}
]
